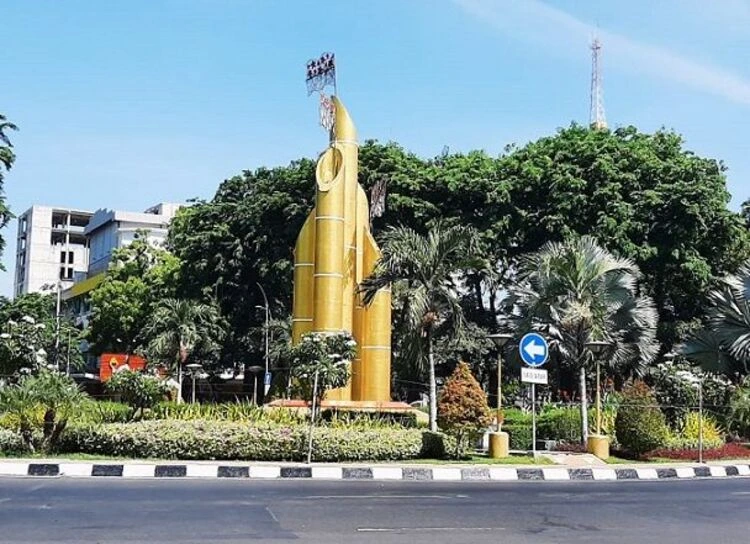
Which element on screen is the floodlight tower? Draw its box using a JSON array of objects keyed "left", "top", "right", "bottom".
[{"left": 590, "top": 37, "right": 607, "bottom": 130}]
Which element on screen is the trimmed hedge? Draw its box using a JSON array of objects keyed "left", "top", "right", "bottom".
[
  {"left": 58, "top": 420, "right": 454, "bottom": 462},
  {"left": 502, "top": 409, "right": 533, "bottom": 450},
  {"left": 504, "top": 423, "right": 533, "bottom": 450},
  {"left": 538, "top": 408, "right": 581, "bottom": 442}
]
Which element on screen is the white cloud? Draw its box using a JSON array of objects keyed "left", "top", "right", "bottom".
[{"left": 452, "top": 0, "right": 750, "bottom": 106}]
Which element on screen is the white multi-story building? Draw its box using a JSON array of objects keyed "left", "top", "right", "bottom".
[
  {"left": 85, "top": 202, "right": 181, "bottom": 276},
  {"left": 14, "top": 206, "right": 93, "bottom": 297}
]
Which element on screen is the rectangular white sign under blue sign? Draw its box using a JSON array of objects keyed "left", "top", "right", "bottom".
[{"left": 521, "top": 367, "right": 548, "bottom": 385}]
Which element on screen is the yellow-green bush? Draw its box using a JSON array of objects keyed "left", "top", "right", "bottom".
[{"left": 667, "top": 413, "right": 724, "bottom": 450}]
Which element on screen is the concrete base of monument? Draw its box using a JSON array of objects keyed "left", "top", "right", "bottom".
[
  {"left": 587, "top": 434, "right": 611, "bottom": 460},
  {"left": 265, "top": 399, "right": 416, "bottom": 414},
  {"left": 267, "top": 399, "right": 412, "bottom": 410}
]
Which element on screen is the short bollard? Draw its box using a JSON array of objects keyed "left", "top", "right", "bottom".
[
  {"left": 587, "top": 434, "right": 610, "bottom": 460},
  {"left": 489, "top": 431, "right": 510, "bottom": 458}
]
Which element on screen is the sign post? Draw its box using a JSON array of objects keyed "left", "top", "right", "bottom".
[
  {"left": 519, "top": 333, "right": 549, "bottom": 457},
  {"left": 532, "top": 383, "right": 536, "bottom": 457},
  {"left": 264, "top": 372, "right": 272, "bottom": 396}
]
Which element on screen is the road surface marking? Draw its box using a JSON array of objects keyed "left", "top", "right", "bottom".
[
  {"left": 265, "top": 506, "right": 279, "bottom": 522},
  {"left": 302, "top": 494, "right": 464, "bottom": 500},
  {"left": 357, "top": 527, "right": 504, "bottom": 532}
]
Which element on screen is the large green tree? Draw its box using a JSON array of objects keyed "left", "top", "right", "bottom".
[
  {"left": 0, "top": 114, "right": 18, "bottom": 266},
  {"left": 499, "top": 125, "right": 749, "bottom": 346},
  {"left": 360, "top": 222, "right": 485, "bottom": 431},
  {"left": 506, "top": 236, "right": 659, "bottom": 441},
  {"left": 169, "top": 128, "right": 746, "bottom": 397},
  {"left": 87, "top": 236, "right": 181, "bottom": 357}
]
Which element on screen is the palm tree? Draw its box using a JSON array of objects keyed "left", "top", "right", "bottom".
[
  {"left": 506, "top": 236, "right": 658, "bottom": 441},
  {"left": 142, "top": 298, "right": 224, "bottom": 403},
  {"left": 361, "top": 222, "right": 485, "bottom": 431},
  {"left": 681, "top": 263, "right": 750, "bottom": 381},
  {"left": 0, "top": 113, "right": 18, "bottom": 173}
]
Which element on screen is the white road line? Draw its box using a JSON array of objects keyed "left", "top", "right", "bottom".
[
  {"left": 357, "top": 527, "right": 503, "bottom": 532},
  {"left": 265, "top": 506, "right": 279, "bottom": 522},
  {"left": 302, "top": 494, "right": 458, "bottom": 500}
]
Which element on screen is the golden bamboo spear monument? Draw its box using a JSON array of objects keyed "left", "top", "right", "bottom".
[{"left": 292, "top": 53, "right": 391, "bottom": 402}]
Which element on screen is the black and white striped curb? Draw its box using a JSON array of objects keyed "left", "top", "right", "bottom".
[{"left": 1, "top": 461, "right": 749, "bottom": 481}]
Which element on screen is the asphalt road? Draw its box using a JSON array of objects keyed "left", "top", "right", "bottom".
[{"left": 0, "top": 477, "right": 748, "bottom": 543}]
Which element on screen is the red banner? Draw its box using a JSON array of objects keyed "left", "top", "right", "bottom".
[{"left": 99, "top": 353, "right": 146, "bottom": 382}]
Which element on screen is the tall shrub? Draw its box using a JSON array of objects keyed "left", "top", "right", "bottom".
[
  {"left": 615, "top": 381, "right": 669, "bottom": 456},
  {"left": 105, "top": 370, "right": 169, "bottom": 420},
  {"left": 437, "top": 362, "right": 492, "bottom": 458}
]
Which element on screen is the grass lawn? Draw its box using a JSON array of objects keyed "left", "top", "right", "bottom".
[
  {"left": 605, "top": 456, "right": 646, "bottom": 465},
  {"left": 0, "top": 452, "right": 552, "bottom": 465},
  {"left": 398, "top": 455, "right": 553, "bottom": 465}
]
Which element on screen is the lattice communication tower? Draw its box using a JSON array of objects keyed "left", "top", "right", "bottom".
[{"left": 590, "top": 37, "right": 607, "bottom": 130}]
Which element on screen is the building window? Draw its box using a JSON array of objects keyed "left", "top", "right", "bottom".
[
  {"left": 60, "top": 251, "right": 66, "bottom": 264},
  {"left": 68, "top": 251, "right": 74, "bottom": 264}
]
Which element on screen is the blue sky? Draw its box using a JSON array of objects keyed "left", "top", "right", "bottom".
[{"left": 3, "top": 0, "right": 749, "bottom": 296}]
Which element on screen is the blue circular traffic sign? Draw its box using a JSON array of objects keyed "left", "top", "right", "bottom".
[{"left": 519, "top": 332, "right": 549, "bottom": 367}]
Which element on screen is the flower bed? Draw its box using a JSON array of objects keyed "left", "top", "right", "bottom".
[{"left": 646, "top": 442, "right": 750, "bottom": 461}]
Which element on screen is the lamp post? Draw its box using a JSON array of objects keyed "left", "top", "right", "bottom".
[
  {"left": 487, "top": 332, "right": 513, "bottom": 459},
  {"left": 585, "top": 339, "right": 611, "bottom": 459},
  {"left": 247, "top": 365, "right": 264, "bottom": 405},
  {"left": 256, "top": 282, "right": 271, "bottom": 397},
  {"left": 488, "top": 333, "right": 513, "bottom": 430},
  {"left": 683, "top": 373, "right": 704, "bottom": 464},
  {"left": 186, "top": 363, "right": 203, "bottom": 404},
  {"left": 41, "top": 281, "right": 63, "bottom": 373}
]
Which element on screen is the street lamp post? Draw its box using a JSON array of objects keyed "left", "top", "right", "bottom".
[
  {"left": 488, "top": 333, "right": 513, "bottom": 430},
  {"left": 247, "top": 365, "right": 264, "bottom": 405},
  {"left": 683, "top": 372, "right": 704, "bottom": 464},
  {"left": 585, "top": 339, "right": 611, "bottom": 460},
  {"left": 256, "top": 282, "right": 271, "bottom": 397},
  {"left": 186, "top": 363, "right": 203, "bottom": 404},
  {"left": 55, "top": 281, "right": 62, "bottom": 372},
  {"left": 41, "top": 282, "right": 63, "bottom": 373},
  {"left": 487, "top": 332, "right": 513, "bottom": 459}
]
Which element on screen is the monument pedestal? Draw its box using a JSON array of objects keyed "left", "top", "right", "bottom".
[
  {"left": 587, "top": 434, "right": 610, "bottom": 460},
  {"left": 489, "top": 431, "right": 510, "bottom": 458}
]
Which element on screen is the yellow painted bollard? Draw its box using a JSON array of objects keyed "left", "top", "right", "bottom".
[
  {"left": 587, "top": 434, "right": 610, "bottom": 460},
  {"left": 489, "top": 431, "right": 510, "bottom": 459}
]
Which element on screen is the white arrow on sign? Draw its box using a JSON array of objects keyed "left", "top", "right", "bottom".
[{"left": 523, "top": 339, "right": 546, "bottom": 359}]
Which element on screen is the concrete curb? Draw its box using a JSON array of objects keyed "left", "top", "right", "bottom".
[{"left": 2, "top": 461, "right": 750, "bottom": 482}]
